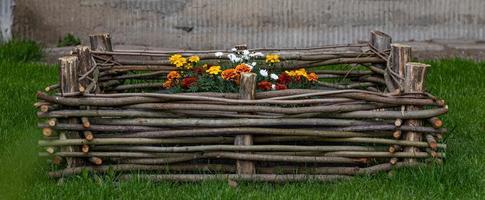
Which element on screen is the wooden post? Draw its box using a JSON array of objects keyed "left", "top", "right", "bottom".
[
  {"left": 59, "top": 56, "right": 82, "bottom": 167},
  {"left": 388, "top": 44, "right": 412, "bottom": 92},
  {"left": 370, "top": 31, "right": 392, "bottom": 53},
  {"left": 370, "top": 31, "right": 393, "bottom": 92},
  {"left": 90, "top": 33, "right": 116, "bottom": 92},
  {"left": 73, "top": 46, "right": 92, "bottom": 92},
  {"left": 89, "top": 33, "right": 112, "bottom": 51},
  {"left": 235, "top": 72, "right": 256, "bottom": 174},
  {"left": 403, "top": 62, "right": 430, "bottom": 163}
]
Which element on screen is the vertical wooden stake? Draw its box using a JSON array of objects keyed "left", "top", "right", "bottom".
[
  {"left": 370, "top": 31, "right": 392, "bottom": 92},
  {"left": 90, "top": 33, "right": 116, "bottom": 92},
  {"left": 403, "top": 62, "right": 430, "bottom": 163},
  {"left": 59, "top": 56, "right": 82, "bottom": 167},
  {"left": 235, "top": 72, "right": 256, "bottom": 175},
  {"left": 388, "top": 44, "right": 412, "bottom": 91},
  {"left": 89, "top": 33, "right": 112, "bottom": 52},
  {"left": 370, "top": 31, "right": 392, "bottom": 53},
  {"left": 74, "top": 46, "right": 92, "bottom": 91}
]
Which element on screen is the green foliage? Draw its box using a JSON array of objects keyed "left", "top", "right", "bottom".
[
  {"left": 57, "top": 33, "right": 81, "bottom": 47},
  {"left": 0, "top": 40, "right": 43, "bottom": 62}
]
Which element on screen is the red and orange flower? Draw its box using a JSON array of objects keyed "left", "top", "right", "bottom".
[
  {"left": 235, "top": 64, "right": 252, "bottom": 73},
  {"left": 258, "top": 80, "right": 272, "bottom": 91},
  {"left": 221, "top": 68, "right": 239, "bottom": 80}
]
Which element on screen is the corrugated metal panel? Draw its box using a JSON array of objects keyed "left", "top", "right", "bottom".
[
  {"left": 0, "top": 0, "right": 14, "bottom": 42},
  {"left": 12, "top": 0, "right": 485, "bottom": 49}
]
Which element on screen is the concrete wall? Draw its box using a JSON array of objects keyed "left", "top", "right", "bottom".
[
  {"left": 0, "top": 0, "right": 14, "bottom": 42},
  {"left": 11, "top": 0, "right": 485, "bottom": 49}
]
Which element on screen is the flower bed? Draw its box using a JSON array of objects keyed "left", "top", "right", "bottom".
[{"left": 36, "top": 31, "right": 447, "bottom": 182}]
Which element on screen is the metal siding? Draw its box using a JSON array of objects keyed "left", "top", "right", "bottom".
[{"left": 11, "top": 0, "right": 485, "bottom": 48}]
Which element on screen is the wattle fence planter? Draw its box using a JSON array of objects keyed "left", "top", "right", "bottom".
[{"left": 36, "top": 31, "right": 447, "bottom": 182}]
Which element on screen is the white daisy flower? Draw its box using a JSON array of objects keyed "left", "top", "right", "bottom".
[
  {"left": 230, "top": 48, "right": 237, "bottom": 52},
  {"left": 270, "top": 73, "right": 279, "bottom": 80},
  {"left": 271, "top": 84, "right": 276, "bottom": 90},
  {"left": 242, "top": 50, "right": 250, "bottom": 55},
  {"left": 228, "top": 53, "right": 241, "bottom": 63},
  {"left": 250, "top": 52, "right": 264, "bottom": 57},
  {"left": 215, "top": 52, "right": 224, "bottom": 57},
  {"left": 259, "top": 69, "right": 268, "bottom": 77}
]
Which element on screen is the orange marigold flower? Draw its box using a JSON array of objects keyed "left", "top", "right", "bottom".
[
  {"left": 167, "top": 71, "right": 181, "bottom": 80},
  {"left": 162, "top": 80, "right": 173, "bottom": 89},
  {"left": 221, "top": 68, "right": 239, "bottom": 80},
  {"left": 235, "top": 64, "right": 252, "bottom": 73},
  {"left": 307, "top": 72, "right": 318, "bottom": 82}
]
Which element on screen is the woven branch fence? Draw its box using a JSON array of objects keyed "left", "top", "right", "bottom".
[{"left": 36, "top": 31, "right": 447, "bottom": 182}]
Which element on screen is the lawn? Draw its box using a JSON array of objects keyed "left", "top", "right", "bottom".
[{"left": 0, "top": 41, "right": 484, "bottom": 199}]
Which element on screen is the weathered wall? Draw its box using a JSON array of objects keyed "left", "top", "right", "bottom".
[
  {"left": 0, "top": 0, "right": 14, "bottom": 42},
  {"left": 11, "top": 0, "right": 485, "bottom": 49}
]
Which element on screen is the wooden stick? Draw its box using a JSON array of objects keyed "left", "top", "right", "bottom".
[
  {"left": 91, "top": 127, "right": 380, "bottom": 138},
  {"left": 427, "top": 117, "right": 443, "bottom": 129},
  {"left": 39, "top": 89, "right": 438, "bottom": 106},
  {"left": 38, "top": 137, "right": 235, "bottom": 146},
  {"left": 88, "top": 118, "right": 381, "bottom": 128},
  {"left": 392, "top": 130, "right": 401, "bottom": 139},
  {"left": 38, "top": 123, "right": 167, "bottom": 132},
  {"left": 324, "top": 151, "right": 444, "bottom": 158},
  {"left": 41, "top": 151, "right": 363, "bottom": 164},
  {"left": 83, "top": 131, "right": 94, "bottom": 141},
  {"left": 48, "top": 118, "right": 57, "bottom": 127},
  {"left": 88, "top": 157, "right": 103, "bottom": 165},
  {"left": 46, "top": 147, "right": 55, "bottom": 154},
  {"left": 81, "top": 117, "right": 91, "bottom": 128},
  {"left": 124, "top": 102, "right": 387, "bottom": 115},
  {"left": 254, "top": 136, "right": 446, "bottom": 149},
  {"left": 91, "top": 145, "right": 379, "bottom": 153},
  {"left": 42, "top": 127, "right": 53, "bottom": 137},
  {"left": 81, "top": 144, "right": 90, "bottom": 153},
  {"left": 425, "top": 134, "right": 438, "bottom": 150},
  {"left": 319, "top": 107, "right": 447, "bottom": 119}
]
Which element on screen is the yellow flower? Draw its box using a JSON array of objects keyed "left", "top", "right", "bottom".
[
  {"left": 169, "top": 54, "right": 187, "bottom": 68},
  {"left": 265, "top": 54, "right": 280, "bottom": 63},
  {"left": 188, "top": 55, "right": 200, "bottom": 63},
  {"left": 185, "top": 63, "right": 193, "bottom": 70},
  {"left": 169, "top": 54, "right": 183, "bottom": 63},
  {"left": 173, "top": 57, "right": 187, "bottom": 68},
  {"left": 295, "top": 68, "right": 308, "bottom": 78},
  {"left": 285, "top": 70, "right": 297, "bottom": 77},
  {"left": 206, "top": 65, "right": 222, "bottom": 75}
]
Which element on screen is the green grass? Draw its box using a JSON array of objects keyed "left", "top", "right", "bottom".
[{"left": 0, "top": 41, "right": 484, "bottom": 199}]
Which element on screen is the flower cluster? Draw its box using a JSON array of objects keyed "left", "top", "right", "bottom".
[
  {"left": 255, "top": 68, "right": 318, "bottom": 91},
  {"left": 169, "top": 54, "right": 200, "bottom": 69},
  {"left": 163, "top": 50, "right": 319, "bottom": 93}
]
